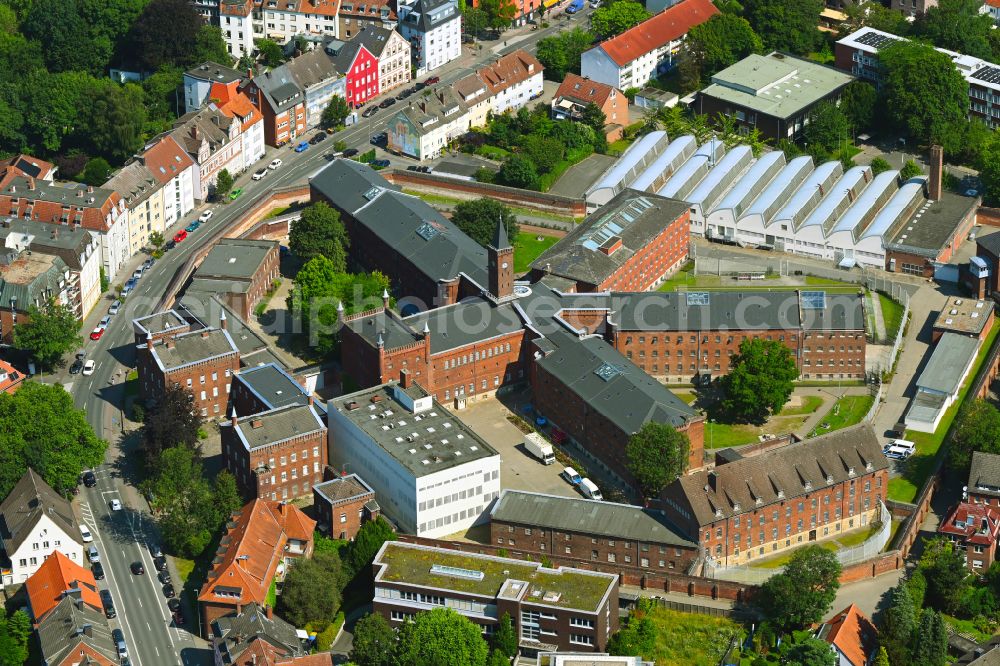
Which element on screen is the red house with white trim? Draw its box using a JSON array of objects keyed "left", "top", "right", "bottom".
[{"left": 330, "top": 41, "right": 380, "bottom": 109}]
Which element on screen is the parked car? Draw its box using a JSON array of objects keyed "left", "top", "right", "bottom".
[
  {"left": 154, "top": 555, "right": 167, "bottom": 572},
  {"left": 424, "top": 76, "right": 440, "bottom": 85},
  {"left": 269, "top": 158, "right": 282, "bottom": 170},
  {"left": 294, "top": 141, "right": 309, "bottom": 152},
  {"left": 99, "top": 315, "right": 111, "bottom": 328},
  {"left": 173, "top": 230, "right": 188, "bottom": 243},
  {"left": 89, "top": 327, "right": 104, "bottom": 341},
  {"left": 560, "top": 466, "right": 582, "bottom": 485},
  {"left": 252, "top": 168, "right": 268, "bottom": 181},
  {"left": 229, "top": 188, "right": 243, "bottom": 200},
  {"left": 362, "top": 106, "right": 378, "bottom": 118},
  {"left": 379, "top": 98, "right": 396, "bottom": 109},
  {"left": 150, "top": 544, "right": 163, "bottom": 558},
  {"left": 91, "top": 561, "right": 104, "bottom": 580},
  {"left": 82, "top": 360, "right": 95, "bottom": 376},
  {"left": 100, "top": 590, "right": 115, "bottom": 618},
  {"left": 186, "top": 220, "right": 201, "bottom": 233},
  {"left": 163, "top": 583, "right": 175, "bottom": 598},
  {"left": 113, "top": 628, "right": 127, "bottom": 660},
  {"left": 371, "top": 132, "right": 387, "bottom": 145},
  {"left": 79, "top": 524, "right": 93, "bottom": 543},
  {"left": 143, "top": 258, "right": 154, "bottom": 270},
  {"left": 309, "top": 133, "right": 327, "bottom": 144},
  {"left": 108, "top": 300, "right": 121, "bottom": 315},
  {"left": 372, "top": 159, "right": 390, "bottom": 168},
  {"left": 343, "top": 148, "right": 359, "bottom": 157},
  {"left": 199, "top": 210, "right": 213, "bottom": 223},
  {"left": 132, "top": 268, "right": 144, "bottom": 280},
  {"left": 69, "top": 359, "right": 83, "bottom": 374},
  {"left": 88, "top": 546, "right": 100, "bottom": 563},
  {"left": 158, "top": 570, "right": 171, "bottom": 585},
  {"left": 82, "top": 471, "right": 96, "bottom": 487},
  {"left": 110, "top": 499, "right": 122, "bottom": 511}
]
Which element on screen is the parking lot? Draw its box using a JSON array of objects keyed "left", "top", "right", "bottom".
[{"left": 454, "top": 397, "right": 581, "bottom": 500}]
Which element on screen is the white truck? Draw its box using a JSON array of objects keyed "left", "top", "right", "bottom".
[
  {"left": 579, "top": 478, "right": 603, "bottom": 501},
  {"left": 524, "top": 433, "right": 555, "bottom": 465}
]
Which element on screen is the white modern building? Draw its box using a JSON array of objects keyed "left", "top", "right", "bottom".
[
  {"left": 0, "top": 470, "right": 85, "bottom": 585},
  {"left": 397, "top": 0, "right": 461, "bottom": 74},
  {"left": 581, "top": 0, "right": 718, "bottom": 89},
  {"left": 327, "top": 379, "right": 501, "bottom": 538}
]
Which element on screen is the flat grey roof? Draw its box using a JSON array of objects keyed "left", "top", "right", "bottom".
[
  {"left": 152, "top": 327, "right": 238, "bottom": 370},
  {"left": 536, "top": 330, "right": 696, "bottom": 435},
  {"left": 934, "top": 296, "right": 991, "bottom": 336},
  {"left": 234, "top": 363, "right": 309, "bottom": 412},
  {"left": 328, "top": 381, "right": 499, "bottom": 477},
  {"left": 195, "top": 238, "right": 276, "bottom": 281},
  {"left": 701, "top": 53, "right": 853, "bottom": 120},
  {"left": 915, "top": 331, "right": 979, "bottom": 395},
  {"left": 133, "top": 310, "right": 188, "bottom": 338},
  {"left": 887, "top": 190, "right": 980, "bottom": 257},
  {"left": 232, "top": 403, "right": 325, "bottom": 451},
  {"left": 313, "top": 474, "right": 375, "bottom": 504},
  {"left": 491, "top": 490, "right": 694, "bottom": 548}
]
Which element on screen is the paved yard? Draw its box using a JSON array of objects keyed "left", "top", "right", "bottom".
[
  {"left": 452, "top": 397, "right": 579, "bottom": 499},
  {"left": 547, "top": 153, "right": 617, "bottom": 198}
]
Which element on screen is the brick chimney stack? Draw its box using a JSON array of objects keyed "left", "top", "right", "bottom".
[
  {"left": 929, "top": 144, "right": 943, "bottom": 201},
  {"left": 400, "top": 368, "right": 411, "bottom": 389}
]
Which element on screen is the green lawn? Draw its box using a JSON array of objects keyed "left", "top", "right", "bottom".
[
  {"left": 808, "top": 394, "right": 874, "bottom": 438},
  {"left": 705, "top": 421, "right": 764, "bottom": 449},
  {"left": 174, "top": 557, "right": 195, "bottom": 583},
  {"left": 266, "top": 577, "right": 277, "bottom": 608},
  {"left": 644, "top": 607, "right": 745, "bottom": 666},
  {"left": 778, "top": 395, "right": 824, "bottom": 416},
  {"left": 879, "top": 292, "right": 905, "bottom": 341},
  {"left": 674, "top": 391, "right": 698, "bottom": 405},
  {"left": 802, "top": 275, "right": 855, "bottom": 287},
  {"left": 657, "top": 271, "right": 859, "bottom": 293},
  {"left": 751, "top": 540, "right": 840, "bottom": 569},
  {"left": 513, "top": 232, "right": 560, "bottom": 273},
  {"left": 944, "top": 613, "right": 994, "bottom": 643},
  {"left": 889, "top": 320, "right": 1000, "bottom": 502},
  {"left": 400, "top": 189, "right": 577, "bottom": 224}
]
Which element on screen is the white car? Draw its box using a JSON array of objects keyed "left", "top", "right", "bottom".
[
  {"left": 99, "top": 315, "right": 112, "bottom": 328},
  {"left": 199, "top": 210, "right": 213, "bottom": 223},
  {"left": 252, "top": 168, "right": 268, "bottom": 181},
  {"left": 82, "top": 360, "right": 95, "bottom": 376},
  {"left": 269, "top": 158, "right": 282, "bottom": 170},
  {"left": 80, "top": 524, "right": 93, "bottom": 543},
  {"left": 110, "top": 499, "right": 122, "bottom": 511}
]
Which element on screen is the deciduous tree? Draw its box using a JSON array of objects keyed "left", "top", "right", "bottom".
[
  {"left": 451, "top": 199, "right": 519, "bottom": 248},
  {"left": 720, "top": 338, "right": 799, "bottom": 423},
  {"left": 479, "top": 0, "right": 517, "bottom": 31},
  {"left": 759, "top": 546, "right": 840, "bottom": 631},
  {"left": 146, "top": 447, "right": 219, "bottom": 557},
  {"left": 123, "top": 0, "right": 206, "bottom": 71},
  {"left": 803, "top": 101, "right": 851, "bottom": 155},
  {"left": 590, "top": 1, "right": 649, "bottom": 40},
  {"left": 463, "top": 7, "right": 488, "bottom": 36},
  {"left": 535, "top": 29, "right": 592, "bottom": 80},
  {"left": 784, "top": 638, "right": 836, "bottom": 666},
  {"left": 869, "top": 157, "right": 892, "bottom": 176},
  {"left": 214, "top": 168, "right": 234, "bottom": 199},
  {"left": 81, "top": 158, "right": 112, "bottom": 186},
  {"left": 351, "top": 613, "right": 397, "bottom": 666},
  {"left": 395, "top": 608, "right": 489, "bottom": 666},
  {"left": 342, "top": 516, "right": 397, "bottom": 579},
  {"left": 685, "top": 13, "right": 762, "bottom": 79},
  {"left": 13, "top": 298, "right": 82, "bottom": 370},
  {"left": 899, "top": 159, "right": 923, "bottom": 181},
  {"left": 843, "top": 2, "right": 910, "bottom": 36},
  {"left": 492, "top": 613, "right": 517, "bottom": 658},
  {"left": 140, "top": 385, "right": 202, "bottom": 465},
  {"left": 80, "top": 81, "right": 148, "bottom": 163},
  {"left": 322, "top": 95, "right": 351, "bottom": 129},
  {"left": 289, "top": 201, "right": 349, "bottom": 268},
  {"left": 743, "top": 0, "right": 823, "bottom": 54},
  {"left": 917, "top": 538, "right": 968, "bottom": 614},
  {"left": 625, "top": 422, "right": 689, "bottom": 498},
  {"left": 580, "top": 102, "right": 607, "bottom": 135},
  {"left": 840, "top": 81, "right": 878, "bottom": 133},
  {"left": 948, "top": 399, "right": 1000, "bottom": 470},
  {"left": 279, "top": 550, "right": 344, "bottom": 626},
  {"left": 255, "top": 38, "right": 285, "bottom": 67},
  {"left": 498, "top": 154, "right": 539, "bottom": 190},
  {"left": 912, "top": 0, "right": 994, "bottom": 60}
]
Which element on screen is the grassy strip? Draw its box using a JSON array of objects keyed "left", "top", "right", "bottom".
[
  {"left": 400, "top": 189, "right": 577, "bottom": 224},
  {"left": 645, "top": 607, "right": 745, "bottom": 666},
  {"left": 538, "top": 146, "right": 594, "bottom": 192},
  {"left": 778, "top": 395, "right": 824, "bottom": 416},
  {"left": 514, "top": 232, "right": 559, "bottom": 273},
  {"left": 266, "top": 577, "right": 277, "bottom": 608},
  {"left": 808, "top": 394, "right": 874, "bottom": 438},
  {"left": 888, "top": 320, "right": 1000, "bottom": 502},
  {"left": 879, "top": 292, "right": 905, "bottom": 341}
]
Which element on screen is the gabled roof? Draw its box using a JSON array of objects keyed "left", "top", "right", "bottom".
[
  {"left": 668, "top": 423, "right": 887, "bottom": 527},
  {"left": 211, "top": 81, "right": 262, "bottom": 133},
  {"left": 816, "top": 604, "right": 878, "bottom": 666},
  {"left": 353, "top": 25, "right": 402, "bottom": 59},
  {"left": 140, "top": 136, "right": 196, "bottom": 186},
  {"left": 283, "top": 44, "right": 341, "bottom": 90},
  {"left": 26, "top": 551, "right": 102, "bottom": 622},
  {"left": 0, "top": 468, "right": 82, "bottom": 554},
  {"left": 1, "top": 154, "right": 56, "bottom": 180},
  {"left": 246, "top": 66, "right": 303, "bottom": 115},
  {"left": 399, "top": 0, "right": 460, "bottom": 32},
  {"left": 37, "top": 596, "right": 117, "bottom": 666},
  {"left": 475, "top": 49, "right": 544, "bottom": 97},
  {"left": 970, "top": 451, "right": 1000, "bottom": 499},
  {"left": 199, "top": 500, "right": 315, "bottom": 607},
  {"left": 590, "top": 0, "right": 719, "bottom": 67},
  {"left": 328, "top": 41, "right": 370, "bottom": 76},
  {"left": 214, "top": 603, "right": 333, "bottom": 666},
  {"left": 554, "top": 73, "right": 617, "bottom": 109}
]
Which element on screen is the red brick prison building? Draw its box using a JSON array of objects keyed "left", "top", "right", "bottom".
[
  {"left": 529, "top": 190, "right": 690, "bottom": 293},
  {"left": 489, "top": 490, "right": 699, "bottom": 574},
  {"left": 220, "top": 402, "right": 328, "bottom": 501},
  {"left": 531, "top": 329, "right": 704, "bottom": 479},
  {"left": 136, "top": 325, "right": 240, "bottom": 417},
  {"left": 132, "top": 310, "right": 191, "bottom": 345},
  {"left": 373, "top": 541, "right": 620, "bottom": 654},
  {"left": 186, "top": 238, "right": 280, "bottom": 321},
  {"left": 661, "top": 423, "right": 888, "bottom": 568},
  {"left": 312, "top": 473, "right": 380, "bottom": 540},
  {"left": 230, "top": 361, "right": 311, "bottom": 417}
]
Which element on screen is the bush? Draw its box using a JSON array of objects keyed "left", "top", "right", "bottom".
[
  {"left": 131, "top": 403, "right": 145, "bottom": 422},
  {"left": 315, "top": 612, "right": 345, "bottom": 651}
]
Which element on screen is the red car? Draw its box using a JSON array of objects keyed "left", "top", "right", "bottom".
[
  {"left": 425, "top": 76, "right": 440, "bottom": 85},
  {"left": 90, "top": 327, "right": 105, "bottom": 341},
  {"left": 173, "top": 230, "right": 188, "bottom": 243}
]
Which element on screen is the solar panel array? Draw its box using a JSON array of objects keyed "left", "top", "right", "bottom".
[
  {"left": 972, "top": 66, "right": 1000, "bottom": 85},
  {"left": 594, "top": 363, "right": 623, "bottom": 382},
  {"left": 854, "top": 31, "right": 898, "bottom": 49},
  {"left": 801, "top": 291, "right": 827, "bottom": 310},
  {"left": 686, "top": 292, "right": 711, "bottom": 306}
]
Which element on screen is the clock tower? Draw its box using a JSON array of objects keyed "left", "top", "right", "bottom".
[{"left": 488, "top": 216, "right": 513, "bottom": 302}]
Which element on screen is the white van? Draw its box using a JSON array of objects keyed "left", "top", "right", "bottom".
[
  {"left": 890, "top": 439, "right": 916, "bottom": 455},
  {"left": 561, "top": 467, "right": 582, "bottom": 485},
  {"left": 884, "top": 445, "right": 912, "bottom": 460},
  {"left": 579, "top": 478, "right": 603, "bottom": 501}
]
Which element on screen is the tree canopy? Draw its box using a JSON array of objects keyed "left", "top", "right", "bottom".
[
  {"left": 878, "top": 40, "right": 969, "bottom": 153},
  {"left": 759, "top": 545, "right": 841, "bottom": 631},
  {"left": 535, "top": 28, "right": 592, "bottom": 80},
  {"left": 917, "top": 538, "right": 968, "bottom": 615},
  {"left": 947, "top": 399, "right": 1000, "bottom": 471},
  {"left": 720, "top": 338, "right": 799, "bottom": 423},
  {"left": 625, "top": 422, "right": 690, "bottom": 498},
  {"left": 840, "top": 81, "right": 878, "bottom": 133},
  {"left": 395, "top": 608, "right": 489, "bottom": 666},
  {"left": 880, "top": 579, "right": 917, "bottom": 666},
  {"left": 342, "top": 516, "right": 397, "bottom": 580},
  {"left": 590, "top": 1, "right": 650, "bottom": 40},
  {"left": 279, "top": 550, "right": 344, "bottom": 626},
  {"left": 912, "top": 0, "right": 995, "bottom": 61},
  {"left": 140, "top": 385, "right": 202, "bottom": 465},
  {"left": 843, "top": 2, "right": 910, "bottom": 36},
  {"left": 215, "top": 168, "right": 234, "bottom": 199},
  {"left": 289, "top": 201, "right": 350, "bottom": 269},
  {"left": 912, "top": 608, "right": 948, "bottom": 666},
  {"left": 13, "top": 298, "right": 82, "bottom": 370},
  {"left": 479, "top": 0, "right": 517, "bottom": 31},
  {"left": 803, "top": 101, "right": 851, "bottom": 157},
  {"left": 350, "top": 613, "right": 397, "bottom": 666},
  {"left": 492, "top": 613, "right": 517, "bottom": 658},
  {"left": 122, "top": 0, "right": 210, "bottom": 72},
  {"left": 684, "top": 13, "right": 762, "bottom": 84},
  {"left": 322, "top": 95, "right": 351, "bottom": 130},
  {"left": 450, "top": 199, "right": 520, "bottom": 248},
  {"left": 0, "top": 382, "right": 106, "bottom": 497},
  {"left": 980, "top": 132, "right": 1000, "bottom": 207},
  {"left": 498, "top": 154, "right": 540, "bottom": 190},
  {"left": 742, "top": 0, "right": 823, "bottom": 54},
  {"left": 784, "top": 638, "right": 837, "bottom": 666}
]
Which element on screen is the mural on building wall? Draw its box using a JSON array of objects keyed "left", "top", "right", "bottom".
[{"left": 389, "top": 113, "right": 420, "bottom": 159}]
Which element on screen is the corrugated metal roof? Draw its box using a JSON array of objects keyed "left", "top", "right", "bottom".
[{"left": 628, "top": 134, "right": 697, "bottom": 192}]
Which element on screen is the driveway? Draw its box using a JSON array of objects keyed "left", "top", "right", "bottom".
[{"left": 548, "top": 154, "right": 617, "bottom": 198}]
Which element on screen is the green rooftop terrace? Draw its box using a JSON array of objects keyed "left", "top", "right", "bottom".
[{"left": 375, "top": 542, "right": 615, "bottom": 613}]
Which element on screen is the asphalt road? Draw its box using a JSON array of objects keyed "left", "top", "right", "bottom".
[{"left": 63, "top": 16, "right": 587, "bottom": 663}]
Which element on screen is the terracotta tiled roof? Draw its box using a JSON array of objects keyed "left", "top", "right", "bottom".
[
  {"left": 0, "top": 155, "right": 56, "bottom": 180},
  {"left": 340, "top": 0, "right": 395, "bottom": 21},
  {"left": 817, "top": 604, "right": 878, "bottom": 666},
  {"left": 26, "top": 551, "right": 102, "bottom": 622},
  {"left": 554, "top": 73, "right": 616, "bottom": 108},
  {"left": 0, "top": 359, "right": 25, "bottom": 394},
  {"left": 986, "top": 0, "right": 1000, "bottom": 8},
  {"left": 476, "top": 49, "right": 543, "bottom": 96},
  {"left": 198, "top": 500, "right": 314, "bottom": 607},
  {"left": 220, "top": 0, "right": 254, "bottom": 16},
  {"left": 939, "top": 501, "right": 1000, "bottom": 547},
  {"left": 0, "top": 174, "right": 123, "bottom": 234},
  {"left": 594, "top": 0, "right": 719, "bottom": 67},
  {"left": 211, "top": 81, "right": 263, "bottom": 133},
  {"left": 141, "top": 137, "right": 195, "bottom": 187}
]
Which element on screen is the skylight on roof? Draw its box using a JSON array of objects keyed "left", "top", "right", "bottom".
[
  {"left": 801, "top": 291, "right": 827, "bottom": 310},
  {"left": 416, "top": 222, "right": 441, "bottom": 241},
  {"left": 594, "top": 363, "right": 623, "bottom": 382},
  {"left": 430, "top": 564, "right": 485, "bottom": 580},
  {"left": 686, "top": 292, "right": 710, "bottom": 306}
]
